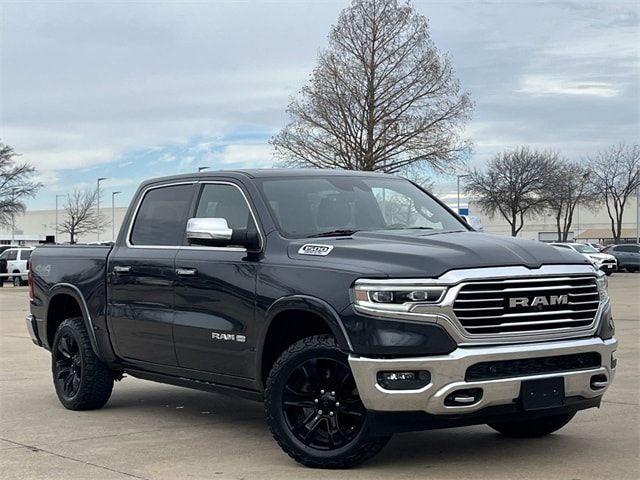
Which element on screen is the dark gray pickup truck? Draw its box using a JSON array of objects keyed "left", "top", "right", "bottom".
[{"left": 27, "top": 169, "right": 617, "bottom": 468}]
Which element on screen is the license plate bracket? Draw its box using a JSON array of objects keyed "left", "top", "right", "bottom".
[{"left": 520, "top": 377, "right": 565, "bottom": 411}]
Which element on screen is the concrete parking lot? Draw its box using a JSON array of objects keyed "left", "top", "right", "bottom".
[{"left": 1, "top": 275, "right": 638, "bottom": 480}]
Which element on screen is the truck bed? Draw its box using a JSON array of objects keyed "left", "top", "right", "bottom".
[{"left": 30, "top": 244, "right": 114, "bottom": 352}]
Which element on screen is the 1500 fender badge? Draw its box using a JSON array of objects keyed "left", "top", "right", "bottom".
[
  {"left": 298, "top": 244, "right": 334, "bottom": 256},
  {"left": 211, "top": 332, "right": 246, "bottom": 343}
]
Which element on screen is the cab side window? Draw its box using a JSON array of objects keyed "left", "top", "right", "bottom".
[
  {"left": 20, "top": 250, "right": 32, "bottom": 261},
  {"left": 195, "top": 184, "right": 256, "bottom": 231},
  {"left": 130, "top": 184, "right": 193, "bottom": 246},
  {"left": 6, "top": 250, "right": 18, "bottom": 261}
]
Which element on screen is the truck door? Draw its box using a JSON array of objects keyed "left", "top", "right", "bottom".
[
  {"left": 173, "top": 181, "right": 260, "bottom": 378},
  {"left": 107, "top": 182, "right": 195, "bottom": 366}
]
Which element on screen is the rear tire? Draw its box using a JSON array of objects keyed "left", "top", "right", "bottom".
[
  {"left": 51, "top": 317, "right": 114, "bottom": 410},
  {"left": 488, "top": 412, "right": 576, "bottom": 438},
  {"left": 264, "top": 335, "right": 390, "bottom": 469}
]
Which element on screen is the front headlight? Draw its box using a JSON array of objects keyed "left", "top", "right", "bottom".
[
  {"left": 353, "top": 283, "right": 447, "bottom": 313},
  {"left": 596, "top": 274, "right": 609, "bottom": 302}
]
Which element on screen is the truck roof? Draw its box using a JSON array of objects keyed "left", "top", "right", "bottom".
[{"left": 140, "top": 168, "right": 396, "bottom": 187}]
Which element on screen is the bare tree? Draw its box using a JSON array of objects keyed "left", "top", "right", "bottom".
[
  {"left": 272, "top": 0, "right": 472, "bottom": 174},
  {"left": 60, "top": 188, "right": 108, "bottom": 244},
  {"left": 0, "top": 141, "right": 43, "bottom": 227},
  {"left": 544, "top": 162, "right": 597, "bottom": 242},
  {"left": 587, "top": 144, "right": 640, "bottom": 243},
  {"left": 466, "top": 147, "right": 559, "bottom": 237}
]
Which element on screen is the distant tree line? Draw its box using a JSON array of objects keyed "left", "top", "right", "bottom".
[{"left": 465, "top": 144, "right": 640, "bottom": 242}]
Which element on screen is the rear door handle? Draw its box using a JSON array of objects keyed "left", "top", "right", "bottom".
[
  {"left": 176, "top": 267, "right": 197, "bottom": 277},
  {"left": 113, "top": 265, "right": 132, "bottom": 274}
]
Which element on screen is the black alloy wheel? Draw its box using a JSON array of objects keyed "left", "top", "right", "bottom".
[
  {"left": 264, "top": 335, "right": 390, "bottom": 469},
  {"left": 281, "top": 357, "right": 366, "bottom": 450},
  {"left": 54, "top": 332, "right": 83, "bottom": 398},
  {"left": 51, "top": 317, "right": 114, "bottom": 410}
]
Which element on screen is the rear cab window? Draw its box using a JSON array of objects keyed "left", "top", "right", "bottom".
[{"left": 129, "top": 184, "right": 194, "bottom": 246}]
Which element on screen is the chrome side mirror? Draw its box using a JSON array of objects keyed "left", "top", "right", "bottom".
[{"left": 186, "top": 218, "right": 233, "bottom": 243}]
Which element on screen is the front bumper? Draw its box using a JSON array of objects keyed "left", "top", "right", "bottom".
[
  {"left": 599, "top": 262, "right": 617, "bottom": 272},
  {"left": 349, "top": 336, "right": 617, "bottom": 414}
]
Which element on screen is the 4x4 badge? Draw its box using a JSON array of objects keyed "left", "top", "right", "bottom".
[{"left": 298, "top": 244, "right": 334, "bottom": 256}]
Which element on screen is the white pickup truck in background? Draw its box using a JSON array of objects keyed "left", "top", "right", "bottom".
[{"left": 0, "top": 247, "right": 33, "bottom": 287}]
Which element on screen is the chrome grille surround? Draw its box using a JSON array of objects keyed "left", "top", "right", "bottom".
[{"left": 353, "top": 264, "right": 607, "bottom": 346}]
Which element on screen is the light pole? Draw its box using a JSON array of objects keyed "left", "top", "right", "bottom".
[
  {"left": 457, "top": 174, "right": 469, "bottom": 215},
  {"left": 10, "top": 188, "right": 16, "bottom": 243},
  {"left": 112, "top": 191, "right": 121, "bottom": 241},
  {"left": 55, "top": 194, "right": 65, "bottom": 243},
  {"left": 636, "top": 185, "right": 640, "bottom": 243},
  {"left": 96, "top": 177, "right": 107, "bottom": 241},
  {"left": 198, "top": 166, "right": 209, "bottom": 172}
]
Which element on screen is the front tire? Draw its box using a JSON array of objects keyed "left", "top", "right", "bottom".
[
  {"left": 264, "top": 335, "right": 390, "bottom": 469},
  {"left": 52, "top": 317, "right": 114, "bottom": 410},
  {"left": 488, "top": 412, "right": 576, "bottom": 438}
]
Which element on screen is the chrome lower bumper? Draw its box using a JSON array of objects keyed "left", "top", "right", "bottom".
[
  {"left": 349, "top": 336, "right": 617, "bottom": 414},
  {"left": 25, "top": 314, "right": 41, "bottom": 346}
]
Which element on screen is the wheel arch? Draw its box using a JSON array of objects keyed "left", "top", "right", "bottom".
[
  {"left": 256, "top": 295, "right": 353, "bottom": 389},
  {"left": 45, "top": 284, "right": 106, "bottom": 363}
]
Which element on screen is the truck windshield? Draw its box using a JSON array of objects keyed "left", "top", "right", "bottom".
[{"left": 258, "top": 176, "right": 466, "bottom": 238}]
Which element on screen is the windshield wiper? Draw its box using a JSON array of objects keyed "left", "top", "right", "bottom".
[{"left": 307, "top": 229, "right": 359, "bottom": 238}]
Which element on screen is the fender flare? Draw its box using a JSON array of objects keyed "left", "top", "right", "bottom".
[
  {"left": 46, "top": 283, "right": 110, "bottom": 365},
  {"left": 255, "top": 295, "right": 354, "bottom": 385}
]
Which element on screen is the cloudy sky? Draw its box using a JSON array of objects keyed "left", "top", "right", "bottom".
[{"left": 1, "top": 0, "right": 638, "bottom": 209}]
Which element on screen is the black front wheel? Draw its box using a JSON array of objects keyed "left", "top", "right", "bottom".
[
  {"left": 52, "top": 317, "right": 114, "bottom": 410},
  {"left": 264, "top": 335, "right": 390, "bottom": 469}
]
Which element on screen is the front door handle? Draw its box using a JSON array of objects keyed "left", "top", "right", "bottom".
[
  {"left": 113, "top": 265, "right": 132, "bottom": 274},
  {"left": 176, "top": 267, "right": 197, "bottom": 277}
]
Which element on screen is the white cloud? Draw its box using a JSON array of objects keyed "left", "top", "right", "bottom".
[
  {"left": 218, "top": 144, "right": 275, "bottom": 169},
  {"left": 519, "top": 75, "right": 619, "bottom": 98}
]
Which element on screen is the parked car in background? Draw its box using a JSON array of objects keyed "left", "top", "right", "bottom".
[
  {"left": 550, "top": 243, "right": 617, "bottom": 275},
  {"left": 0, "top": 247, "right": 34, "bottom": 286},
  {"left": 0, "top": 245, "right": 19, "bottom": 255},
  {"left": 581, "top": 242, "right": 605, "bottom": 252},
  {"left": 603, "top": 244, "right": 640, "bottom": 273}
]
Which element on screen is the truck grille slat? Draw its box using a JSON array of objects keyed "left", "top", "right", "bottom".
[
  {"left": 456, "top": 308, "right": 599, "bottom": 322},
  {"left": 453, "top": 276, "right": 600, "bottom": 336},
  {"left": 465, "top": 317, "right": 595, "bottom": 331}
]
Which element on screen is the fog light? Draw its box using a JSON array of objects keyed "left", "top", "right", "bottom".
[{"left": 377, "top": 370, "right": 430, "bottom": 390}]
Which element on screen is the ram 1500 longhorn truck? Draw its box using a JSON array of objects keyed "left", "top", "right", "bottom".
[{"left": 27, "top": 169, "right": 617, "bottom": 468}]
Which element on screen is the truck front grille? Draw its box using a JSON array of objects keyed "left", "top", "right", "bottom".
[
  {"left": 465, "top": 352, "right": 601, "bottom": 381},
  {"left": 452, "top": 276, "right": 600, "bottom": 335}
]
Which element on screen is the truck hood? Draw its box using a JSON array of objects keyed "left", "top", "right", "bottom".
[{"left": 287, "top": 230, "right": 592, "bottom": 278}]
